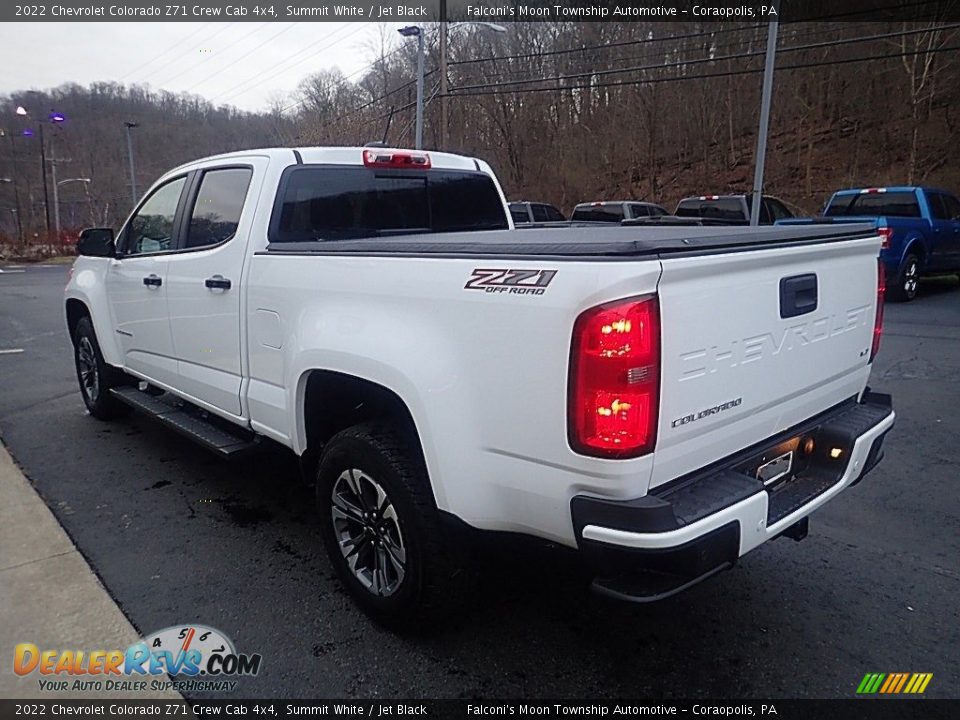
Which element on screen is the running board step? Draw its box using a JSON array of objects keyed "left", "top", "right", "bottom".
[{"left": 110, "top": 387, "right": 259, "bottom": 458}]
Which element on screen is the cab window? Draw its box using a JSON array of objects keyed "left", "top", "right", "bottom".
[
  {"left": 123, "top": 177, "right": 187, "bottom": 255},
  {"left": 184, "top": 168, "right": 253, "bottom": 249}
]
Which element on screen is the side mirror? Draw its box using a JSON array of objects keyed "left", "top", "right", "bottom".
[{"left": 77, "top": 228, "right": 115, "bottom": 257}]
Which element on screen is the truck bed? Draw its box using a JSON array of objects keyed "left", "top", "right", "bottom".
[{"left": 265, "top": 223, "right": 877, "bottom": 258}]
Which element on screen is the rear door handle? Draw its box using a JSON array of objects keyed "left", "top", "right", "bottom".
[
  {"left": 205, "top": 275, "right": 232, "bottom": 290},
  {"left": 143, "top": 274, "right": 162, "bottom": 287}
]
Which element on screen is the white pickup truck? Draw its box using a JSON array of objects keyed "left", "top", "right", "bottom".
[{"left": 66, "top": 146, "right": 895, "bottom": 628}]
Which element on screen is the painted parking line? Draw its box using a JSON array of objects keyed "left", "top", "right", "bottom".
[
  {"left": 0, "top": 349, "right": 25, "bottom": 355},
  {"left": 0, "top": 269, "right": 26, "bottom": 274}
]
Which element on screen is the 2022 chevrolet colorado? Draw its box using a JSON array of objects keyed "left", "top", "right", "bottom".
[{"left": 65, "top": 146, "right": 895, "bottom": 627}]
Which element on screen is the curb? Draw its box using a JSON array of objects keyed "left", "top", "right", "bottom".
[{"left": 0, "top": 441, "right": 180, "bottom": 700}]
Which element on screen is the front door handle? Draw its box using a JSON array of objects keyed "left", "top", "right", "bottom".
[
  {"left": 205, "top": 275, "right": 232, "bottom": 290},
  {"left": 143, "top": 274, "right": 162, "bottom": 287}
]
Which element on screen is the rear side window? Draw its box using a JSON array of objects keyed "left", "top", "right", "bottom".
[
  {"left": 928, "top": 192, "right": 960, "bottom": 221},
  {"left": 929, "top": 193, "right": 950, "bottom": 220},
  {"left": 826, "top": 191, "right": 921, "bottom": 218},
  {"left": 271, "top": 166, "right": 508, "bottom": 242},
  {"left": 509, "top": 203, "right": 529, "bottom": 224},
  {"left": 543, "top": 205, "right": 565, "bottom": 222},
  {"left": 185, "top": 168, "right": 253, "bottom": 249},
  {"left": 765, "top": 198, "right": 793, "bottom": 221},
  {"left": 942, "top": 194, "right": 960, "bottom": 220},
  {"left": 676, "top": 198, "right": 745, "bottom": 221},
  {"left": 532, "top": 204, "right": 564, "bottom": 222},
  {"left": 823, "top": 194, "right": 856, "bottom": 215},
  {"left": 571, "top": 205, "right": 625, "bottom": 222}
]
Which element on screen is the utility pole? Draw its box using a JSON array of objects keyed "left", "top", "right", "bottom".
[
  {"left": 2, "top": 131, "right": 25, "bottom": 251},
  {"left": 750, "top": 20, "right": 779, "bottom": 226},
  {"left": 50, "top": 150, "right": 59, "bottom": 241},
  {"left": 439, "top": 0, "right": 448, "bottom": 149},
  {"left": 38, "top": 122, "right": 51, "bottom": 234},
  {"left": 124, "top": 122, "right": 139, "bottom": 205}
]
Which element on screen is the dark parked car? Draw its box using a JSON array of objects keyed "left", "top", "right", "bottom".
[
  {"left": 509, "top": 201, "right": 566, "bottom": 225},
  {"left": 675, "top": 194, "right": 794, "bottom": 225},
  {"left": 570, "top": 201, "right": 668, "bottom": 223}
]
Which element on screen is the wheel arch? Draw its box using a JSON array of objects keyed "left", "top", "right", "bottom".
[
  {"left": 902, "top": 237, "right": 927, "bottom": 267},
  {"left": 296, "top": 369, "right": 431, "bottom": 494},
  {"left": 65, "top": 298, "right": 90, "bottom": 341}
]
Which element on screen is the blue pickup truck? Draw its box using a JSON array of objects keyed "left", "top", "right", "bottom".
[{"left": 779, "top": 186, "right": 960, "bottom": 301}]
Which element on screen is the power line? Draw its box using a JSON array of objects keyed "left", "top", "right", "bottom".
[
  {"left": 451, "top": 24, "right": 960, "bottom": 93},
  {"left": 453, "top": 23, "right": 836, "bottom": 85},
  {"left": 451, "top": 22, "right": 765, "bottom": 67},
  {"left": 449, "top": 42, "right": 960, "bottom": 97},
  {"left": 280, "top": 26, "right": 440, "bottom": 114},
  {"left": 118, "top": 23, "right": 215, "bottom": 82},
  {"left": 149, "top": 22, "right": 270, "bottom": 88},
  {"left": 213, "top": 24, "right": 367, "bottom": 104},
  {"left": 179, "top": 23, "right": 301, "bottom": 96}
]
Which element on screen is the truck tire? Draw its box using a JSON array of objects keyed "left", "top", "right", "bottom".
[
  {"left": 890, "top": 253, "right": 920, "bottom": 302},
  {"left": 316, "top": 422, "right": 470, "bottom": 630},
  {"left": 72, "top": 316, "right": 131, "bottom": 420}
]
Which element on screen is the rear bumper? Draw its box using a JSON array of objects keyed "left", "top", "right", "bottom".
[{"left": 571, "top": 393, "right": 895, "bottom": 602}]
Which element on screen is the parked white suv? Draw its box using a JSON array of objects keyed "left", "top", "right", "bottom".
[{"left": 66, "top": 146, "right": 894, "bottom": 627}]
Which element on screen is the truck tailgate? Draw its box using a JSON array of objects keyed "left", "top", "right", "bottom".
[{"left": 652, "top": 234, "right": 881, "bottom": 489}]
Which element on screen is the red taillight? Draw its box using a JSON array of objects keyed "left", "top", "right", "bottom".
[
  {"left": 878, "top": 226, "right": 893, "bottom": 250},
  {"left": 870, "top": 259, "right": 885, "bottom": 362},
  {"left": 569, "top": 295, "right": 661, "bottom": 458},
  {"left": 362, "top": 150, "right": 431, "bottom": 169}
]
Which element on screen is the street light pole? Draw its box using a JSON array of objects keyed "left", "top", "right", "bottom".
[
  {"left": 124, "top": 122, "right": 139, "bottom": 205},
  {"left": 750, "top": 21, "right": 779, "bottom": 227},
  {"left": 414, "top": 30, "right": 424, "bottom": 150},
  {"left": 38, "top": 122, "right": 51, "bottom": 234}
]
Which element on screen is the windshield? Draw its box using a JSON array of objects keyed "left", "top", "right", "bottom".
[{"left": 271, "top": 166, "right": 509, "bottom": 242}]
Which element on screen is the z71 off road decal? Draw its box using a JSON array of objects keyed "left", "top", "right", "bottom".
[{"left": 464, "top": 268, "right": 557, "bottom": 295}]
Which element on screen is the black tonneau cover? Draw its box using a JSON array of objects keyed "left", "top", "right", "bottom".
[{"left": 265, "top": 223, "right": 877, "bottom": 258}]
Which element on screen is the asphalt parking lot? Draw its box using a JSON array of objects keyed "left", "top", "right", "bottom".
[{"left": 1, "top": 263, "right": 958, "bottom": 699}]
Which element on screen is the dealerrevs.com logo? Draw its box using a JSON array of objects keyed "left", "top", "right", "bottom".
[{"left": 14, "top": 624, "right": 262, "bottom": 693}]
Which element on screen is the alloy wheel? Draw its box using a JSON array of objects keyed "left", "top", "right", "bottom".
[
  {"left": 77, "top": 336, "right": 100, "bottom": 402},
  {"left": 331, "top": 468, "right": 406, "bottom": 597}
]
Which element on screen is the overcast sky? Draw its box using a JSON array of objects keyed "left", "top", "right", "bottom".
[{"left": 1, "top": 22, "right": 399, "bottom": 113}]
